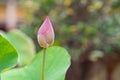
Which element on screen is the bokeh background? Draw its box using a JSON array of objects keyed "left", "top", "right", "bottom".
[{"left": 0, "top": 0, "right": 120, "bottom": 80}]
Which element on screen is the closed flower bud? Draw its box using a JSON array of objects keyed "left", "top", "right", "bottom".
[{"left": 37, "top": 16, "right": 55, "bottom": 48}]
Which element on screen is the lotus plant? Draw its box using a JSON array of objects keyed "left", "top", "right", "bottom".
[
  {"left": 37, "top": 16, "right": 55, "bottom": 80},
  {"left": 0, "top": 16, "right": 70, "bottom": 80}
]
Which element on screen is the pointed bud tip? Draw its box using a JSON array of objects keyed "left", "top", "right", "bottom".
[{"left": 46, "top": 16, "right": 49, "bottom": 19}]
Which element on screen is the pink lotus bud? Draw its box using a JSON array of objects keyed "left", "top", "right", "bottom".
[{"left": 37, "top": 16, "right": 55, "bottom": 48}]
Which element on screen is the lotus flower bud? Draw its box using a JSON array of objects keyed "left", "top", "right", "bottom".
[{"left": 37, "top": 16, "right": 55, "bottom": 48}]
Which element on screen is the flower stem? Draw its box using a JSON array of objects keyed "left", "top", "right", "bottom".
[
  {"left": 42, "top": 48, "right": 46, "bottom": 80},
  {"left": 0, "top": 72, "right": 1, "bottom": 80}
]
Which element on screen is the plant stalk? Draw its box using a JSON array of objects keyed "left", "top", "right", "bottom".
[
  {"left": 42, "top": 48, "right": 46, "bottom": 80},
  {"left": 0, "top": 72, "right": 1, "bottom": 80}
]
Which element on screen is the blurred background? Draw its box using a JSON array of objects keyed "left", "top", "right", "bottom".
[{"left": 0, "top": 0, "right": 120, "bottom": 80}]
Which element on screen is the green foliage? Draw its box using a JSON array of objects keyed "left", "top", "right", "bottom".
[
  {"left": 0, "top": 35, "right": 18, "bottom": 72},
  {"left": 6, "top": 30, "right": 36, "bottom": 66},
  {"left": 1, "top": 46, "right": 71, "bottom": 80},
  {"left": 0, "top": 30, "right": 36, "bottom": 66}
]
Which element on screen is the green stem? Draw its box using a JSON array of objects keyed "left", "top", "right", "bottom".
[
  {"left": 0, "top": 72, "right": 1, "bottom": 80},
  {"left": 42, "top": 48, "right": 46, "bottom": 80}
]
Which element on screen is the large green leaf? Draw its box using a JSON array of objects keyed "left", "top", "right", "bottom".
[
  {"left": 2, "top": 46, "right": 71, "bottom": 80},
  {"left": 0, "top": 30, "right": 35, "bottom": 66},
  {"left": 0, "top": 35, "right": 18, "bottom": 72}
]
